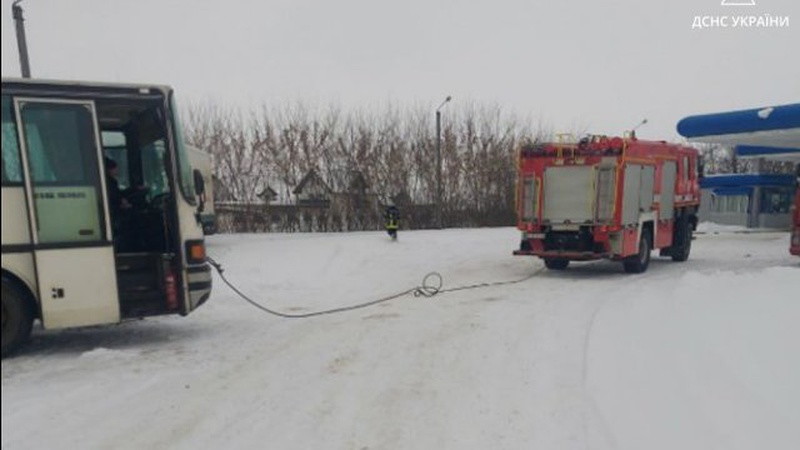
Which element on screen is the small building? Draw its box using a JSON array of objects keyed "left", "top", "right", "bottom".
[
  {"left": 293, "top": 170, "right": 332, "bottom": 207},
  {"left": 699, "top": 174, "right": 796, "bottom": 228},
  {"left": 257, "top": 186, "right": 279, "bottom": 204}
]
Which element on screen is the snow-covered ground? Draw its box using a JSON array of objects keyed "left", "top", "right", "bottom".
[
  {"left": 2, "top": 228, "right": 798, "bottom": 450},
  {"left": 695, "top": 222, "right": 781, "bottom": 234},
  {"left": 696, "top": 222, "right": 751, "bottom": 234}
]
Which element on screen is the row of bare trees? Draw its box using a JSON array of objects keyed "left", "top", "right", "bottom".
[
  {"left": 696, "top": 143, "right": 796, "bottom": 175},
  {"left": 183, "top": 102, "right": 549, "bottom": 232},
  {"left": 183, "top": 102, "right": 795, "bottom": 233}
]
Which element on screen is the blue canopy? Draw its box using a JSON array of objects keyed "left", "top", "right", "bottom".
[
  {"left": 700, "top": 174, "right": 796, "bottom": 189},
  {"left": 677, "top": 103, "right": 800, "bottom": 161}
]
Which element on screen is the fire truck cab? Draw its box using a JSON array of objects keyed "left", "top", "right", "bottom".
[{"left": 514, "top": 135, "right": 700, "bottom": 273}]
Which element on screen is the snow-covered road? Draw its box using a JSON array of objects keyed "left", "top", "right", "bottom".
[{"left": 2, "top": 228, "right": 798, "bottom": 449}]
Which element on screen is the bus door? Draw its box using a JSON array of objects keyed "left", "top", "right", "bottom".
[{"left": 14, "top": 98, "right": 120, "bottom": 329}]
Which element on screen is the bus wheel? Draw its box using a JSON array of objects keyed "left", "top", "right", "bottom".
[
  {"left": 671, "top": 222, "right": 693, "bottom": 262},
  {"left": 2, "top": 277, "right": 34, "bottom": 358},
  {"left": 623, "top": 229, "right": 652, "bottom": 274},
  {"left": 544, "top": 258, "right": 570, "bottom": 270}
]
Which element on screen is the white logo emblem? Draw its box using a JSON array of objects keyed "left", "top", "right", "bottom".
[
  {"left": 721, "top": 0, "right": 756, "bottom": 5},
  {"left": 757, "top": 107, "right": 774, "bottom": 119}
]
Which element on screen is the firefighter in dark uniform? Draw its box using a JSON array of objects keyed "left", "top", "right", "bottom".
[{"left": 384, "top": 204, "right": 400, "bottom": 240}]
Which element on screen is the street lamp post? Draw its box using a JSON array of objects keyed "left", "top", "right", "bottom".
[
  {"left": 12, "top": 0, "right": 31, "bottom": 78},
  {"left": 435, "top": 95, "right": 452, "bottom": 229}
]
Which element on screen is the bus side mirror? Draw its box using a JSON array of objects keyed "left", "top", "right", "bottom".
[{"left": 193, "top": 169, "right": 206, "bottom": 212}]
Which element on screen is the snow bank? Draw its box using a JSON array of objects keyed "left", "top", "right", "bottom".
[
  {"left": 587, "top": 267, "right": 800, "bottom": 450},
  {"left": 696, "top": 222, "right": 751, "bottom": 234},
  {"left": 2, "top": 229, "right": 798, "bottom": 450}
]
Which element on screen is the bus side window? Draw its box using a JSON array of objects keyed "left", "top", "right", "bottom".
[
  {"left": 3, "top": 102, "right": 57, "bottom": 183},
  {"left": 25, "top": 123, "right": 57, "bottom": 182},
  {"left": 1, "top": 95, "right": 22, "bottom": 184},
  {"left": 102, "top": 131, "right": 130, "bottom": 189}
]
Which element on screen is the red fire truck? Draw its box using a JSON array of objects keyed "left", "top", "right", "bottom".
[
  {"left": 513, "top": 135, "right": 700, "bottom": 273},
  {"left": 791, "top": 166, "right": 800, "bottom": 256}
]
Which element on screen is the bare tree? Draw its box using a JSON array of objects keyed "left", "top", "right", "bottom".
[{"left": 184, "top": 100, "right": 558, "bottom": 232}]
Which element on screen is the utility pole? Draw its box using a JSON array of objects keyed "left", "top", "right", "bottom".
[
  {"left": 13, "top": 0, "right": 32, "bottom": 78},
  {"left": 435, "top": 95, "right": 452, "bottom": 229}
]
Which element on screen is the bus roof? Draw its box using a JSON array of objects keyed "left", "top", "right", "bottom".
[{"left": 1, "top": 77, "right": 173, "bottom": 97}]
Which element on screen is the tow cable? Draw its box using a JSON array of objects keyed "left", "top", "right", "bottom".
[{"left": 207, "top": 256, "right": 544, "bottom": 319}]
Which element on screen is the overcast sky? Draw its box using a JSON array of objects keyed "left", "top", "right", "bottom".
[{"left": 2, "top": 0, "right": 798, "bottom": 140}]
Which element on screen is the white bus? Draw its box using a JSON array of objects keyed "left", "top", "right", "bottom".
[
  {"left": 1, "top": 78, "right": 212, "bottom": 357},
  {"left": 188, "top": 146, "right": 217, "bottom": 234}
]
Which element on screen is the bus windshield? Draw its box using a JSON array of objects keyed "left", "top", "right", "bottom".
[
  {"left": 169, "top": 94, "right": 196, "bottom": 204},
  {"left": 101, "top": 130, "right": 171, "bottom": 200}
]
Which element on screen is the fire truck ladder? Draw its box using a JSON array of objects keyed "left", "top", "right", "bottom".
[{"left": 555, "top": 133, "right": 577, "bottom": 159}]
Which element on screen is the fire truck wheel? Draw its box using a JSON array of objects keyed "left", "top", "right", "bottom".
[
  {"left": 1, "top": 277, "right": 35, "bottom": 358},
  {"left": 671, "top": 223, "right": 692, "bottom": 262},
  {"left": 623, "top": 229, "right": 652, "bottom": 274},
  {"left": 544, "top": 258, "right": 570, "bottom": 270}
]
